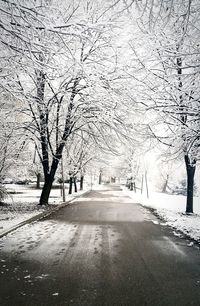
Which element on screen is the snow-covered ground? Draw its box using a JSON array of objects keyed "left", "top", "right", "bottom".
[
  {"left": 0, "top": 183, "right": 90, "bottom": 235},
  {"left": 122, "top": 186, "right": 200, "bottom": 242},
  {"left": 2, "top": 182, "right": 200, "bottom": 245}
]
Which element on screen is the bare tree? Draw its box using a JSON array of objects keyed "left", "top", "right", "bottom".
[
  {"left": 0, "top": 0, "right": 132, "bottom": 204},
  {"left": 127, "top": 0, "right": 200, "bottom": 212}
]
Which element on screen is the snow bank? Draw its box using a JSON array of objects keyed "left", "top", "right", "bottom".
[
  {"left": 0, "top": 183, "right": 90, "bottom": 235},
  {"left": 122, "top": 186, "right": 200, "bottom": 242}
]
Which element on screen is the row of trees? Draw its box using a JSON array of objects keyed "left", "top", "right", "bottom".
[
  {"left": 0, "top": 0, "right": 133, "bottom": 204},
  {"left": 0, "top": 0, "right": 199, "bottom": 212},
  {"left": 123, "top": 0, "right": 200, "bottom": 213}
]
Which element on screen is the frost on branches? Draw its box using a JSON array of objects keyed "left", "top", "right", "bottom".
[
  {"left": 0, "top": 0, "right": 132, "bottom": 205},
  {"left": 129, "top": 0, "right": 200, "bottom": 212}
]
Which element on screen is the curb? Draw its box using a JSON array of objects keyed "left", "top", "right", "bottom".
[{"left": 0, "top": 189, "right": 91, "bottom": 239}]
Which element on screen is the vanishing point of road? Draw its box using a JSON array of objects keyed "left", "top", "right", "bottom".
[{"left": 1, "top": 185, "right": 200, "bottom": 306}]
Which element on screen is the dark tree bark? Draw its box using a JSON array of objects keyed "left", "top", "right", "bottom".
[
  {"left": 69, "top": 176, "right": 73, "bottom": 194},
  {"left": 39, "top": 175, "right": 54, "bottom": 205},
  {"left": 185, "top": 155, "right": 196, "bottom": 214},
  {"left": 130, "top": 180, "right": 133, "bottom": 191},
  {"left": 36, "top": 173, "right": 41, "bottom": 189},
  {"left": 80, "top": 175, "right": 84, "bottom": 190},
  {"left": 74, "top": 176, "right": 77, "bottom": 193},
  {"left": 39, "top": 156, "right": 59, "bottom": 205},
  {"left": 99, "top": 170, "right": 102, "bottom": 184}
]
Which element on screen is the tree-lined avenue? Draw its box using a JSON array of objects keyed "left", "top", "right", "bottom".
[{"left": 1, "top": 185, "right": 200, "bottom": 305}]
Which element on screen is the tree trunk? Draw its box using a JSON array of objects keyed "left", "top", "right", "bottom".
[
  {"left": 69, "top": 176, "right": 73, "bottom": 194},
  {"left": 99, "top": 171, "right": 102, "bottom": 184},
  {"left": 80, "top": 176, "right": 84, "bottom": 190},
  {"left": 162, "top": 175, "right": 169, "bottom": 193},
  {"left": 36, "top": 173, "right": 41, "bottom": 189},
  {"left": 74, "top": 177, "right": 77, "bottom": 193},
  {"left": 141, "top": 175, "right": 144, "bottom": 194},
  {"left": 39, "top": 155, "right": 60, "bottom": 205},
  {"left": 145, "top": 171, "right": 149, "bottom": 199},
  {"left": 61, "top": 158, "right": 65, "bottom": 202},
  {"left": 185, "top": 155, "right": 196, "bottom": 214},
  {"left": 39, "top": 176, "right": 53, "bottom": 205}
]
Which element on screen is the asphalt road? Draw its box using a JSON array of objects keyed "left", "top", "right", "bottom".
[{"left": 1, "top": 185, "right": 200, "bottom": 306}]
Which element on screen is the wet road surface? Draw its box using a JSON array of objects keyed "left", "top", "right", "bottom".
[{"left": 1, "top": 185, "right": 200, "bottom": 305}]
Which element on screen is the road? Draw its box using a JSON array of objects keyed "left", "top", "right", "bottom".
[{"left": 1, "top": 185, "right": 200, "bottom": 306}]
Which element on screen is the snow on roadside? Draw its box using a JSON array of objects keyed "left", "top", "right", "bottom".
[
  {"left": 122, "top": 186, "right": 200, "bottom": 242},
  {"left": 0, "top": 183, "right": 90, "bottom": 235}
]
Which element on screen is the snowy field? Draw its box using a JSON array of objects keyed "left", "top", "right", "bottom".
[
  {"left": 0, "top": 183, "right": 89, "bottom": 235},
  {"left": 123, "top": 186, "right": 200, "bottom": 242}
]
